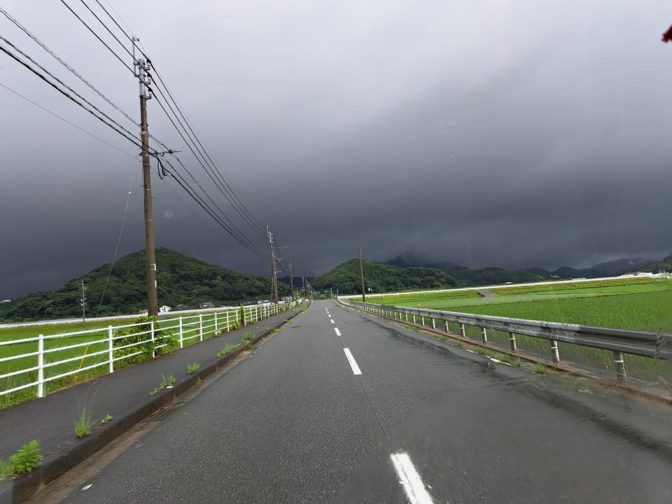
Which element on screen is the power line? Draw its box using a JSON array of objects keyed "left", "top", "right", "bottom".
[
  {"left": 77, "top": 0, "right": 134, "bottom": 59},
  {"left": 149, "top": 81, "right": 265, "bottom": 234},
  {"left": 0, "top": 6, "right": 138, "bottom": 129},
  {"left": 148, "top": 65, "right": 265, "bottom": 233},
  {"left": 58, "top": 0, "right": 134, "bottom": 74},
  {"left": 65, "top": 0, "right": 266, "bottom": 239},
  {"left": 0, "top": 39, "right": 143, "bottom": 150},
  {"left": 0, "top": 81, "right": 135, "bottom": 158},
  {"left": 161, "top": 158, "right": 266, "bottom": 257},
  {"left": 95, "top": 174, "right": 135, "bottom": 316}
]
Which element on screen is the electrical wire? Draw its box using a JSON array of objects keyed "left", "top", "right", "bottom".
[
  {"left": 95, "top": 174, "right": 135, "bottom": 316},
  {"left": 161, "top": 158, "right": 266, "bottom": 257},
  {"left": 63, "top": 0, "right": 266, "bottom": 237},
  {"left": 0, "top": 6, "right": 138, "bottom": 128},
  {"left": 0, "top": 40, "right": 144, "bottom": 150},
  {"left": 0, "top": 81, "right": 135, "bottom": 159},
  {"left": 58, "top": 0, "right": 134, "bottom": 74}
]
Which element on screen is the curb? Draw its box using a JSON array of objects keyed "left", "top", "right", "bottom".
[{"left": 1, "top": 307, "right": 304, "bottom": 504}]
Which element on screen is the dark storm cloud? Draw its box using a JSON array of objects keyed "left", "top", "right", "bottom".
[{"left": 2, "top": 0, "right": 672, "bottom": 298}]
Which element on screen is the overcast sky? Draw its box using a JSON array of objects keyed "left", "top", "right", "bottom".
[{"left": 2, "top": 1, "right": 672, "bottom": 298}]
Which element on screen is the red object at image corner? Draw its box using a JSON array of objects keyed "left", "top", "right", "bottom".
[{"left": 662, "top": 25, "right": 672, "bottom": 43}]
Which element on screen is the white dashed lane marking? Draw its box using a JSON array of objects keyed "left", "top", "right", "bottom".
[{"left": 343, "top": 348, "right": 362, "bottom": 375}]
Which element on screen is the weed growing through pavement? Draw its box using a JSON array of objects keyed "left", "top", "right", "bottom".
[
  {"left": 74, "top": 407, "right": 92, "bottom": 438},
  {"left": 187, "top": 362, "right": 201, "bottom": 375}
]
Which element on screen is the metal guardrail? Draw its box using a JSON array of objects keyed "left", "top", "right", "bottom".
[
  {"left": 0, "top": 300, "right": 302, "bottom": 400},
  {"left": 341, "top": 300, "right": 672, "bottom": 382}
]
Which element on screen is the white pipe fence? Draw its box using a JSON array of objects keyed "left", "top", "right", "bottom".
[{"left": 0, "top": 300, "right": 301, "bottom": 401}]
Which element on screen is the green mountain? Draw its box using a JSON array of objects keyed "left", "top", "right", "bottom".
[
  {"left": 0, "top": 248, "right": 288, "bottom": 322},
  {"left": 311, "top": 259, "right": 458, "bottom": 294}
]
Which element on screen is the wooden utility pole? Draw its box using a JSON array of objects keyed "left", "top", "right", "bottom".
[
  {"left": 268, "top": 226, "right": 279, "bottom": 304},
  {"left": 289, "top": 259, "right": 295, "bottom": 300},
  {"left": 80, "top": 279, "right": 87, "bottom": 322},
  {"left": 358, "top": 243, "right": 366, "bottom": 302},
  {"left": 137, "top": 56, "right": 158, "bottom": 317}
]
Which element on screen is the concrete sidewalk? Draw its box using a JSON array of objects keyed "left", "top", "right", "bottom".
[{"left": 0, "top": 305, "right": 303, "bottom": 503}]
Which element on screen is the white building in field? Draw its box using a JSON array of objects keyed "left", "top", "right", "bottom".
[{"left": 159, "top": 305, "right": 172, "bottom": 313}]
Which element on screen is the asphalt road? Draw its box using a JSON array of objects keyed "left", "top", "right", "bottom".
[{"left": 52, "top": 300, "right": 672, "bottom": 504}]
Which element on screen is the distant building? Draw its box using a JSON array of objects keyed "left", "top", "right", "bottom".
[
  {"left": 159, "top": 305, "right": 172, "bottom": 313},
  {"left": 0, "top": 299, "right": 11, "bottom": 304}
]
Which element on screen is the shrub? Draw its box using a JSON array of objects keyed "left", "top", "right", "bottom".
[{"left": 113, "top": 316, "right": 178, "bottom": 367}]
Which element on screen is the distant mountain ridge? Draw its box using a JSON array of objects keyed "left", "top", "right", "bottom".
[
  {"left": 386, "top": 253, "right": 657, "bottom": 284},
  {"left": 311, "top": 259, "right": 458, "bottom": 294},
  {"left": 0, "top": 248, "right": 288, "bottom": 322}
]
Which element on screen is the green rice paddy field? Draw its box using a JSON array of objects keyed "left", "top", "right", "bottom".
[{"left": 369, "top": 277, "right": 672, "bottom": 385}]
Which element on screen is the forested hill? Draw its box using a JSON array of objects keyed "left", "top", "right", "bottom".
[
  {"left": 311, "top": 259, "right": 458, "bottom": 294},
  {"left": 0, "top": 248, "right": 287, "bottom": 322}
]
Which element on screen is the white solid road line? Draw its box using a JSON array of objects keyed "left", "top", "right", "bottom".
[
  {"left": 390, "top": 452, "right": 435, "bottom": 504},
  {"left": 334, "top": 327, "right": 342, "bottom": 337},
  {"left": 343, "top": 348, "right": 362, "bottom": 375}
]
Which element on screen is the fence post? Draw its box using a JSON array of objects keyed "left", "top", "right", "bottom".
[
  {"left": 199, "top": 314, "right": 204, "bottom": 342},
  {"left": 613, "top": 351, "right": 626, "bottom": 382},
  {"left": 214, "top": 312, "right": 219, "bottom": 334},
  {"left": 179, "top": 316, "right": 184, "bottom": 348},
  {"left": 405, "top": 313, "right": 409, "bottom": 322},
  {"left": 421, "top": 316, "right": 425, "bottom": 326},
  {"left": 243, "top": 307, "right": 247, "bottom": 327},
  {"left": 150, "top": 321, "right": 156, "bottom": 358},
  {"left": 108, "top": 326, "right": 114, "bottom": 373},
  {"left": 508, "top": 332, "right": 517, "bottom": 352},
  {"left": 226, "top": 310, "right": 230, "bottom": 332},
  {"left": 413, "top": 314, "right": 416, "bottom": 323},
  {"left": 444, "top": 320, "right": 449, "bottom": 333},
  {"left": 37, "top": 334, "right": 45, "bottom": 398},
  {"left": 431, "top": 318, "right": 436, "bottom": 329},
  {"left": 460, "top": 324, "right": 466, "bottom": 338},
  {"left": 480, "top": 327, "right": 488, "bottom": 344},
  {"left": 550, "top": 340, "right": 560, "bottom": 363}
]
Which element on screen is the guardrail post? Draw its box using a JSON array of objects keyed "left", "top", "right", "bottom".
[
  {"left": 508, "top": 332, "right": 517, "bottom": 352},
  {"left": 444, "top": 320, "right": 449, "bottom": 333},
  {"left": 37, "top": 334, "right": 45, "bottom": 398},
  {"left": 550, "top": 340, "right": 560, "bottom": 363},
  {"left": 226, "top": 310, "right": 230, "bottom": 332},
  {"left": 405, "top": 313, "right": 409, "bottom": 322},
  {"left": 150, "top": 321, "right": 156, "bottom": 358},
  {"left": 179, "top": 316, "right": 184, "bottom": 348},
  {"left": 421, "top": 316, "right": 425, "bottom": 326},
  {"left": 480, "top": 327, "right": 488, "bottom": 344},
  {"left": 460, "top": 324, "right": 466, "bottom": 338},
  {"left": 243, "top": 307, "right": 247, "bottom": 327},
  {"left": 613, "top": 351, "right": 626, "bottom": 382},
  {"left": 214, "top": 312, "right": 219, "bottom": 334},
  {"left": 199, "top": 314, "right": 204, "bottom": 342},
  {"left": 413, "top": 314, "right": 416, "bottom": 323},
  {"left": 108, "top": 326, "right": 114, "bottom": 373},
  {"left": 431, "top": 318, "right": 436, "bottom": 329}
]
